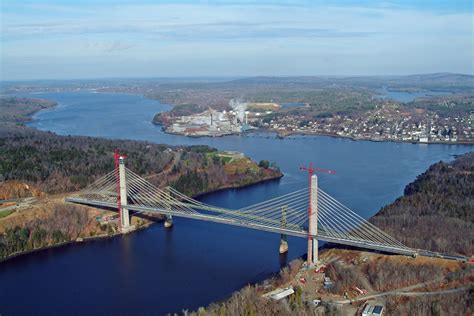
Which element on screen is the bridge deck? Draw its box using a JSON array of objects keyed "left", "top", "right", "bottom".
[
  {"left": 66, "top": 197, "right": 418, "bottom": 257},
  {"left": 65, "top": 165, "right": 470, "bottom": 262}
]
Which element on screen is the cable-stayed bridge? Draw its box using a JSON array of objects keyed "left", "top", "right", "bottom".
[{"left": 65, "top": 153, "right": 426, "bottom": 265}]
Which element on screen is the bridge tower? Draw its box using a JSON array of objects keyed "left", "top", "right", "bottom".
[
  {"left": 164, "top": 188, "right": 173, "bottom": 228},
  {"left": 115, "top": 150, "right": 131, "bottom": 232},
  {"left": 301, "top": 163, "right": 335, "bottom": 266},
  {"left": 279, "top": 205, "right": 288, "bottom": 254},
  {"left": 308, "top": 174, "right": 318, "bottom": 265}
]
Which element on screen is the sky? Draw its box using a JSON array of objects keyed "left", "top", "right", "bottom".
[{"left": 1, "top": 0, "right": 473, "bottom": 80}]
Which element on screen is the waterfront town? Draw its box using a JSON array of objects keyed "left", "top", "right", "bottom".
[
  {"left": 157, "top": 101, "right": 473, "bottom": 143},
  {"left": 256, "top": 102, "right": 473, "bottom": 143}
]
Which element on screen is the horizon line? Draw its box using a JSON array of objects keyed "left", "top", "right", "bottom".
[{"left": 2, "top": 72, "right": 473, "bottom": 83}]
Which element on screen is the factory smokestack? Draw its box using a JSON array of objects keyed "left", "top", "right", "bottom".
[{"left": 229, "top": 99, "right": 248, "bottom": 123}]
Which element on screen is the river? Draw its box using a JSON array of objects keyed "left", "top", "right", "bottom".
[
  {"left": 1, "top": 92, "right": 472, "bottom": 315},
  {"left": 375, "top": 86, "right": 451, "bottom": 102}
]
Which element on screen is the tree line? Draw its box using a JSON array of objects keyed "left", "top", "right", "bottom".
[
  {"left": 0, "top": 204, "right": 89, "bottom": 259},
  {"left": 370, "top": 152, "right": 474, "bottom": 255}
]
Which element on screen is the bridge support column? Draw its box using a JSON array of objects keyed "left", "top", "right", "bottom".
[
  {"left": 164, "top": 215, "right": 173, "bottom": 228},
  {"left": 164, "top": 189, "right": 173, "bottom": 228},
  {"left": 279, "top": 206, "right": 288, "bottom": 254},
  {"left": 118, "top": 156, "right": 131, "bottom": 231},
  {"left": 307, "top": 175, "right": 318, "bottom": 266}
]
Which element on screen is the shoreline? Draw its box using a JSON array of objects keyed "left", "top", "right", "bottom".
[
  {"left": 0, "top": 173, "right": 283, "bottom": 263},
  {"left": 191, "top": 172, "right": 283, "bottom": 199},
  {"left": 0, "top": 95, "right": 284, "bottom": 262},
  {"left": 0, "top": 217, "right": 157, "bottom": 264},
  {"left": 22, "top": 101, "right": 58, "bottom": 124},
  {"left": 153, "top": 120, "right": 474, "bottom": 145},
  {"left": 15, "top": 91, "right": 473, "bottom": 146},
  {"left": 1, "top": 92, "right": 466, "bottom": 262},
  {"left": 269, "top": 129, "right": 474, "bottom": 145}
]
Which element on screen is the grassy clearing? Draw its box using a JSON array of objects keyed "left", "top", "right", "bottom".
[
  {"left": 0, "top": 209, "right": 15, "bottom": 219},
  {"left": 206, "top": 151, "right": 243, "bottom": 164},
  {"left": 247, "top": 102, "right": 280, "bottom": 111},
  {"left": 224, "top": 158, "right": 259, "bottom": 175}
]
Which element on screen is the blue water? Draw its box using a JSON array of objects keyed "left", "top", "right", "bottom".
[
  {"left": 1, "top": 92, "right": 472, "bottom": 315},
  {"left": 376, "top": 86, "right": 451, "bottom": 102}
]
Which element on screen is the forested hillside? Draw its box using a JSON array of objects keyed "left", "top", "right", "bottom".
[
  {"left": 0, "top": 97, "right": 281, "bottom": 196},
  {"left": 371, "top": 152, "right": 474, "bottom": 255},
  {"left": 0, "top": 97, "right": 56, "bottom": 123},
  {"left": 0, "top": 97, "right": 281, "bottom": 260},
  {"left": 0, "top": 126, "right": 171, "bottom": 193},
  {"left": 0, "top": 126, "right": 280, "bottom": 196}
]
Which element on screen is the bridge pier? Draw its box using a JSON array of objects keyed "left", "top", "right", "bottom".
[
  {"left": 307, "top": 174, "right": 318, "bottom": 266},
  {"left": 164, "top": 215, "right": 173, "bottom": 228}
]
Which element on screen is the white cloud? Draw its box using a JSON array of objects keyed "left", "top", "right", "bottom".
[{"left": 1, "top": 2, "right": 472, "bottom": 79}]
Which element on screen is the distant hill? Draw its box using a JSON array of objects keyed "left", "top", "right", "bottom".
[
  {"left": 228, "top": 73, "right": 473, "bottom": 92},
  {"left": 370, "top": 152, "right": 474, "bottom": 255},
  {"left": 400, "top": 72, "right": 474, "bottom": 84},
  {"left": 228, "top": 76, "right": 330, "bottom": 85},
  {"left": 384, "top": 73, "right": 474, "bottom": 93}
]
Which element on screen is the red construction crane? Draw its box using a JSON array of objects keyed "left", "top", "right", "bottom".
[{"left": 300, "top": 162, "right": 336, "bottom": 178}]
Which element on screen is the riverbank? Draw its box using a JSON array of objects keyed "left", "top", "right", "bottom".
[
  {"left": 270, "top": 129, "right": 474, "bottom": 145},
  {"left": 154, "top": 118, "right": 474, "bottom": 145},
  {"left": 0, "top": 95, "right": 283, "bottom": 261},
  {"left": 370, "top": 151, "right": 474, "bottom": 255},
  {"left": 0, "top": 168, "right": 282, "bottom": 262},
  {"left": 0, "top": 96, "right": 57, "bottom": 125},
  {"left": 191, "top": 172, "right": 283, "bottom": 199},
  {"left": 0, "top": 206, "right": 158, "bottom": 263},
  {"left": 12, "top": 90, "right": 472, "bottom": 146},
  {"left": 189, "top": 152, "right": 474, "bottom": 315},
  {"left": 188, "top": 249, "right": 472, "bottom": 315}
]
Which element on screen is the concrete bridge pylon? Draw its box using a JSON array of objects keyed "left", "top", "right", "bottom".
[
  {"left": 115, "top": 150, "right": 134, "bottom": 233},
  {"left": 308, "top": 174, "right": 318, "bottom": 266}
]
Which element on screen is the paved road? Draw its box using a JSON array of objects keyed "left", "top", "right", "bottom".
[
  {"left": 397, "top": 287, "right": 469, "bottom": 296},
  {"left": 334, "top": 267, "right": 473, "bottom": 304},
  {"left": 335, "top": 285, "right": 469, "bottom": 304},
  {"left": 0, "top": 197, "right": 37, "bottom": 212}
]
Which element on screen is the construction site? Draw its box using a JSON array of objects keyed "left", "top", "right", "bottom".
[{"left": 258, "top": 248, "right": 472, "bottom": 315}]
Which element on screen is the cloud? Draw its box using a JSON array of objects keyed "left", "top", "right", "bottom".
[
  {"left": 2, "top": 3, "right": 471, "bottom": 41},
  {"left": 0, "top": 1, "right": 472, "bottom": 79},
  {"left": 85, "top": 41, "right": 135, "bottom": 53},
  {"left": 2, "top": 20, "right": 376, "bottom": 41}
]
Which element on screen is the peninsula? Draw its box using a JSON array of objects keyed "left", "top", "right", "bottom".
[
  {"left": 3, "top": 75, "right": 472, "bottom": 143},
  {"left": 0, "top": 97, "right": 282, "bottom": 260},
  {"left": 149, "top": 75, "right": 474, "bottom": 143}
]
